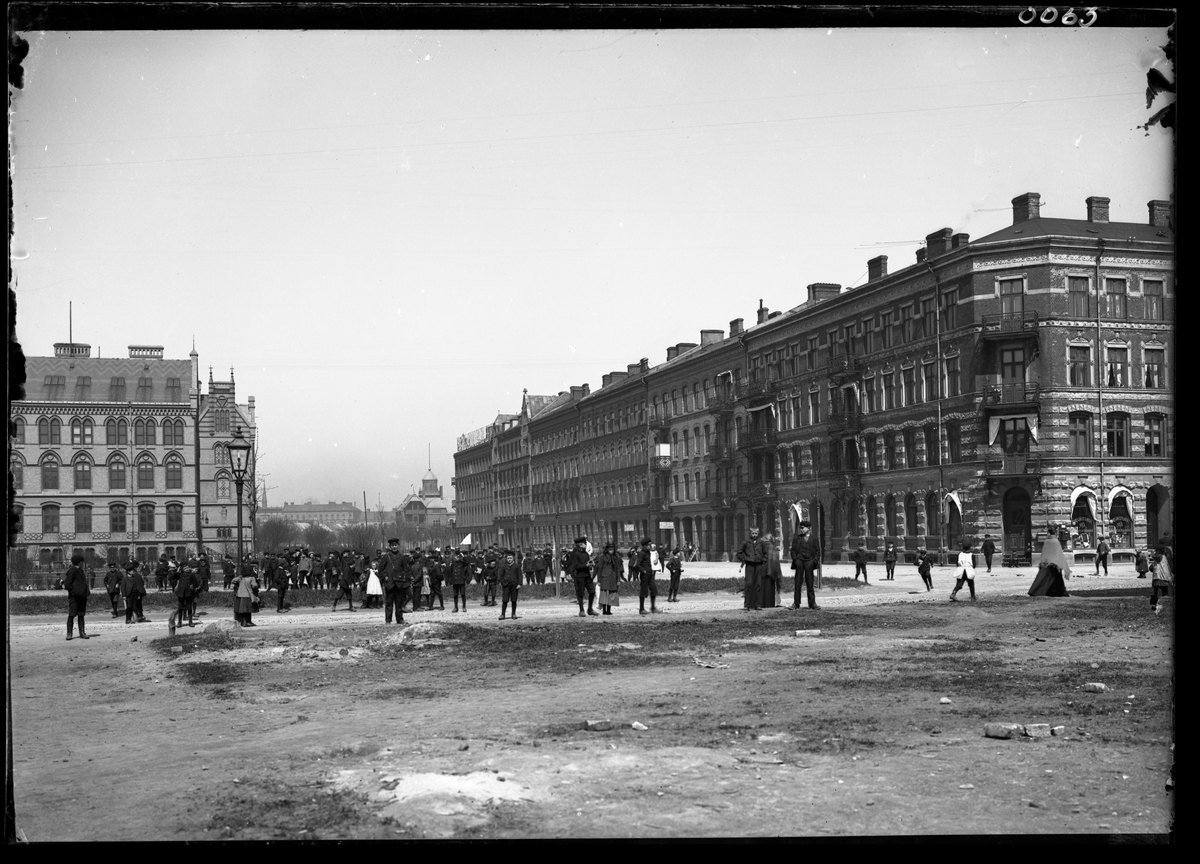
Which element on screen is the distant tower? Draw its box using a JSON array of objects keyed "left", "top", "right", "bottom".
[{"left": 420, "top": 469, "right": 442, "bottom": 500}]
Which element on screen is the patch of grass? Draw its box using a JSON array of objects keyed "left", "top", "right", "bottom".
[
  {"left": 178, "top": 660, "right": 246, "bottom": 687},
  {"left": 368, "top": 685, "right": 447, "bottom": 700},
  {"left": 205, "top": 775, "right": 380, "bottom": 840}
]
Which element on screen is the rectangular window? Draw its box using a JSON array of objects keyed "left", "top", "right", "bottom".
[
  {"left": 806, "top": 337, "right": 818, "bottom": 372},
  {"left": 44, "top": 376, "right": 66, "bottom": 400},
  {"left": 1105, "top": 414, "right": 1129, "bottom": 457},
  {"left": 827, "top": 330, "right": 840, "bottom": 358},
  {"left": 41, "top": 461, "right": 59, "bottom": 489},
  {"left": 863, "top": 377, "right": 876, "bottom": 413},
  {"left": 791, "top": 396, "right": 802, "bottom": 428},
  {"left": 1144, "top": 414, "right": 1166, "bottom": 457},
  {"left": 1143, "top": 280, "right": 1164, "bottom": 321},
  {"left": 110, "top": 377, "right": 126, "bottom": 401},
  {"left": 167, "top": 505, "right": 183, "bottom": 533},
  {"left": 999, "top": 278, "right": 1024, "bottom": 316},
  {"left": 880, "top": 311, "right": 893, "bottom": 349},
  {"left": 900, "top": 306, "right": 914, "bottom": 343},
  {"left": 135, "top": 377, "right": 153, "bottom": 401},
  {"left": 902, "top": 367, "right": 917, "bottom": 406},
  {"left": 904, "top": 429, "right": 918, "bottom": 468},
  {"left": 860, "top": 319, "right": 874, "bottom": 354},
  {"left": 166, "top": 378, "right": 182, "bottom": 402},
  {"left": 138, "top": 461, "right": 155, "bottom": 489},
  {"left": 924, "top": 425, "right": 939, "bottom": 466},
  {"left": 884, "top": 433, "right": 896, "bottom": 471},
  {"left": 166, "top": 461, "right": 183, "bottom": 489},
  {"left": 921, "top": 298, "right": 936, "bottom": 338},
  {"left": 109, "top": 461, "right": 127, "bottom": 489},
  {"left": 883, "top": 373, "right": 895, "bottom": 410},
  {"left": 1069, "top": 346, "right": 1091, "bottom": 387},
  {"left": 1105, "top": 279, "right": 1127, "bottom": 319},
  {"left": 789, "top": 344, "right": 802, "bottom": 376},
  {"left": 943, "top": 356, "right": 960, "bottom": 398},
  {"left": 1143, "top": 348, "right": 1165, "bottom": 389},
  {"left": 1001, "top": 347, "right": 1026, "bottom": 384},
  {"left": 1106, "top": 347, "right": 1128, "bottom": 388},
  {"left": 138, "top": 505, "right": 156, "bottom": 533},
  {"left": 74, "top": 377, "right": 92, "bottom": 401},
  {"left": 941, "top": 289, "right": 958, "bottom": 330},
  {"left": 75, "top": 505, "right": 92, "bottom": 534},
  {"left": 110, "top": 506, "right": 127, "bottom": 534},
  {"left": 1069, "top": 276, "right": 1090, "bottom": 317},
  {"left": 865, "top": 434, "right": 878, "bottom": 472},
  {"left": 43, "top": 506, "right": 60, "bottom": 534},
  {"left": 74, "top": 461, "right": 91, "bottom": 490},
  {"left": 947, "top": 422, "right": 962, "bottom": 463},
  {"left": 843, "top": 324, "right": 856, "bottom": 354},
  {"left": 923, "top": 363, "right": 937, "bottom": 402},
  {"left": 1069, "top": 413, "right": 1092, "bottom": 457},
  {"left": 808, "top": 391, "right": 820, "bottom": 425}
]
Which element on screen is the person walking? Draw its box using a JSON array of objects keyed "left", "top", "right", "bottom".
[
  {"left": 916, "top": 546, "right": 934, "bottom": 592},
  {"left": 666, "top": 548, "right": 683, "bottom": 603},
  {"left": 633, "top": 537, "right": 662, "bottom": 615},
  {"left": 789, "top": 520, "right": 822, "bottom": 611},
  {"left": 569, "top": 536, "right": 599, "bottom": 617},
  {"left": 171, "top": 557, "right": 200, "bottom": 634},
  {"left": 447, "top": 550, "right": 470, "bottom": 612},
  {"left": 981, "top": 535, "right": 996, "bottom": 573},
  {"left": 1149, "top": 546, "right": 1174, "bottom": 614},
  {"left": 232, "top": 558, "right": 260, "bottom": 626},
  {"left": 851, "top": 543, "right": 870, "bottom": 583},
  {"left": 883, "top": 542, "right": 898, "bottom": 581},
  {"left": 949, "top": 540, "right": 976, "bottom": 601},
  {"left": 736, "top": 527, "right": 769, "bottom": 612},
  {"left": 595, "top": 541, "right": 625, "bottom": 615},
  {"left": 1095, "top": 537, "right": 1111, "bottom": 576},
  {"left": 63, "top": 553, "right": 91, "bottom": 641},
  {"left": 104, "top": 560, "right": 123, "bottom": 618},
  {"left": 497, "top": 550, "right": 522, "bottom": 620},
  {"left": 122, "top": 559, "right": 149, "bottom": 624}
]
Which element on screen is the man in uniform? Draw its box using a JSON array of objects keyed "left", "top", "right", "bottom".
[
  {"left": 64, "top": 553, "right": 92, "bottom": 640},
  {"left": 377, "top": 538, "right": 408, "bottom": 625},
  {"left": 171, "top": 556, "right": 201, "bottom": 634},
  {"left": 569, "top": 536, "right": 598, "bottom": 617},
  {"left": 632, "top": 537, "right": 661, "bottom": 616},
  {"left": 272, "top": 552, "right": 292, "bottom": 613},
  {"left": 428, "top": 549, "right": 446, "bottom": 611},
  {"left": 737, "top": 527, "right": 769, "bottom": 611},
  {"left": 789, "top": 520, "right": 822, "bottom": 611},
  {"left": 447, "top": 549, "right": 470, "bottom": 612},
  {"left": 497, "top": 549, "right": 522, "bottom": 620},
  {"left": 122, "top": 558, "right": 149, "bottom": 624},
  {"left": 482, "top": 557, "right": 499, "bottom": 607},
  {"left": 104, "top": 559, "right": 123, "bottom": 617},
  {"left": 222, "top": 554, "right": 236, "bottom": 590},
  {"left": 332, "top": 549, "right": 358, "bottom": 612},
  {"left": 981, "top": 534, "right": 996, "bottom": 574}
]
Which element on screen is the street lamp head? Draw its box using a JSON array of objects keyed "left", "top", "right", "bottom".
[{"left": 227, "top": 427, "right": 254, "bottom": 483}]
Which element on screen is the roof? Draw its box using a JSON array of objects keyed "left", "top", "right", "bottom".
[
  {"left": 524, "top": 393, "right": 558, "bottom": 420},
  {"left": 972, "top": 217, "right": 1173, "bottom": 246},
  {"left": 422, "top": 469, "right": 438, "bottom": 482},
  {"left": 21, "top": 355, "right": 193, "bottom": 402}
]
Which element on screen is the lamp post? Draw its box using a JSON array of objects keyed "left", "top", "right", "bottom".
[{"left": 227, "top": 428, "right": 254, "bottom": 576}]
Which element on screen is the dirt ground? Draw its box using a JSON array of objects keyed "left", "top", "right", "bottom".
[{"left": 9, "top": 567, "right": 1174, "bottom": 841}]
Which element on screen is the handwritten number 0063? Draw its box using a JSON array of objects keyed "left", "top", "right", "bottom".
[{"left": 1018, "top": 7, "right": 1097, "bottom": 26}]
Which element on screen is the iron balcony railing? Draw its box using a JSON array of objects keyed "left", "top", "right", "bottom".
[
  {"left": 828, "top": 409, "right": 863, "bottom": 434},
  {"left": 737, "top": 429, "right": 777, "bottom": 451},
  {"left": 708, "top": 443, "right": 737, "bottom": 462},
  {"left": 980, "top": 310, "right": 1039, "bottom": 336},
  {"left": 737, "top": 480, "right": 775, "bottom": 499},
  {"left": 650, "top": 455, "right": 673, "bottom": 472},
  {"left": 983, "top": 452, "right": 1041, "bottom": 476},
  {"left": 983, "top": 382, "right": 1040, "bottom": 406}
]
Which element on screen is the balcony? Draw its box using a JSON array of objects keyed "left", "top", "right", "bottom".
[
  {"left": 708, "top": 442, "right": 737, "bottom": 463},
  {"left": 650, "top": 455, "right": 673, "bottom": 473},
  {"left": 819, "top": 351, "right": 865, "bottom": 381},
  {"left": 648, "top": 497, "right": 673, "bottom": 514},
  {"left": 984, "top": 452, "right": 1041, "bottom": 477},
  {"left": 707, "top": 392, "right": 738, "bottom": 416},
  {"left": 827, "top": 469, "right": 862, "bottom": 491},
  {"left": 828, "top": 409, "right": 863, "bottom": 435},
  {"left": 736, "top": 378, "right": 777, "bottom": 408},
  {"left": 982, "top": 382, "right": 1040, "bottom": 410},
  {"left": 737, "top": 480, "right": 775, "bottom": 500},
  {"left": 980, "top": 311, "right": 1039, "bottom": 340},
  {"left": 648, "top": 407, "right": 673, "bottom": 436},
  {"left": 737, "top": 429, "right": 777, "bottom": 452}
]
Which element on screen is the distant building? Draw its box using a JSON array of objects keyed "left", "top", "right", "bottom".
[
  {"left": 257, "top": 501, "right": 364, "bottom": 525},
  {"left": 11, "top": 342, "right": 258, "bottom": 568},
  {"left": 395, "top": 470, "right": 456, "bottom": 532}
]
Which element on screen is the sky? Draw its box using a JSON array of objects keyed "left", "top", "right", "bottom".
[{"left": 10, "top": 25, "right": 1174, "bottom": 509}]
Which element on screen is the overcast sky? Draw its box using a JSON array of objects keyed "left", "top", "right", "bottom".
[{"left": 11, "top": 26, "right": 1173, "bottom": 508}]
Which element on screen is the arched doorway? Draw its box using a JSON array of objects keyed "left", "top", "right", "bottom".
[
  {"left": 1002, "top": 486, "right": 1032, "bottom": 561},
  {"left": 1109, "top": 494, "right": 1133, "bottom": 548},
  {"left": 1146, "top": 484, "right": 1171, "bottom": 547},
  {"left": 946, "top": 497, "right": 963, "bottom": 549}
]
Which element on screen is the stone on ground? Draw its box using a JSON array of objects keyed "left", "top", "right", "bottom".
[
  {"left": 983, "top": 723, "right": 1024, "bottom": 739},
  {"left": 1081, "top": 682, "right": 1109, "bottom": 693},
  {"left": 203, "top": 618, "right": 240, "bottom": 635},
  {"left": 1024, "top": 723, "right": 1051, "bottom": 738}
]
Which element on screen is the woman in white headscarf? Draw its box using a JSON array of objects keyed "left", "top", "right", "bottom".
[{"left": 1028, "top": 533, "right": 1072, "bottom": 597}]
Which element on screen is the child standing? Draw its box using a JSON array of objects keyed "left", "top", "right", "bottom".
[
  {"left": 949, "top": 540, "right": 976, "bottom": 601},
  {"left": 916, "top": 546, "right": 934, "bottom": 592},
  {"left": 666, "top": 549, "right": 684, "bottom": 602}
]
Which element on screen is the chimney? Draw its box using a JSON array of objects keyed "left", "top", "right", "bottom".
[
  {"left": 700, "top": 329, "right": 724, "bottom": 345},
  {"left": 675, "top": 342, "right": 698, "bottom": 356},
  {"left": 1086, "top": 196, "right": 1110, "bottom": 224},
  {"left": 768, "top": 311, "right": 781, "bottom": 320},
  {"left": 951, "top": 232, "right": 970, "bottom": 249},
  {"left": 666, "top": 347, "right": 679, "bottom": 362},
  {"left": 1148, "top": 199, "right": 1171, "bottom": 228},
  {"left": 609, "top": 370, "right": 629, "bottom": 385},
  {"left": 915, "top": 248, "right": 927, "bottom": 264},
  {"left": 639, "top": 357, "right": 649, "bottom": 373},
  {"left": 756, "top": 305, "right": 770, "bottom": 324},
  {"left": 601, "top": 373, "right": 613, "bottom": 387},
  {"left": 925, "top": 228, "right": 953, "bottom": 258},
  {"left": 570, "top": 385, "right": 587, "bottom": 400},
  {"left": 627, "top": 363, "right": 640, "bottom": 375},
  {"left": 1012, "top": 192, "right": 1041, "bottom": 224},
  {"left": 805, "top": 283, "right": 841, "bottom": 304},
  {"left": 867, "top": 255, "right": 888, "bottom": 282},
  {"left": 730, "top": 318, "right": 744, "bottom": 337}
]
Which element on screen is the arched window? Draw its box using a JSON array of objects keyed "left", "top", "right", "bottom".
[
  {"left": 905, "top": 493, "right": 919, "bottom": 536},
  {"left": 847, "top": 497, "right": 860, "bottom": 536},
  {"left": 39, "top": 418, "right": 62, "bottom": 445},
  {"left": 73, "top": 457, "right": 92, "bottom": 490},
  {"left": 925, "top": 492, "right": 939, "bottom": 544},
  {"left": 110, "top": 504, "right": 127, "bottom": 533},
  {"left": 831, "top": 500, "right": 844, "bottom": 536},
  {"left": 163, "top": 419, "right": 184, "bottom": 447},
  {"left": 109, "top": 456, "right": 127, "bottom": 490},
  {"left": 885, "top": 494, "right": 899, "bottom": 537},
  {"left": 41, "top": 455, "right": 60, "bottom": 490},
  {"left": 165, "top": 457, "right": 184, "bottom": 489},
  {"left": 75, "top": 504, "right": 93, "bottom": 534},
  {"left": 138, "top": 504, "right": 156, "bottom": 533},
  {"left": 42, "top": 504, "right": 61, "bottom": 534},
  {"left": 684, "top": 474, "right": 692, "bottom": 500},
  {"left": 10, "top": 456, "right": 23, "bottom": 490},
  {"left": 70, "top": 418, "right": 94, "bottom": 445},
  {"left": 137, "top": 456, "right": 156, "bottom": 490},
  {"left": 14, "top": 417, "right": 26, "bottom": 444},
  {"left": 106, "top": 418, "right": 129, "bottom": 446},
  {"left": 866, "top": 496, "right": 878, "bottom": 536}
]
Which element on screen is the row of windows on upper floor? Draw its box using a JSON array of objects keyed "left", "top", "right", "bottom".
[
  {"left": 11, "top": 456, "right": 236, "bottom": 494},
  {"left": 15, "top": 417, "right": 188, "bottom": 447},
  {"left": 35, "top": 376, "right": 185, "bottom": 402},
  {"left": 13, "top": 502, "right": 189, "bottom": 535}
]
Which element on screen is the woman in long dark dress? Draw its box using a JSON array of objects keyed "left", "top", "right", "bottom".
[
  {"left": 1028, "top": 536, "right": 1072, "bottom": 597},
  {"left": 762, "top": 534, "right": 782, "bottom": 608}
]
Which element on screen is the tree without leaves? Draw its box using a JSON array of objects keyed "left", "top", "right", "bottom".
[
  {"left": 339, "top": 522, "right": 379, "bottom": 555},
  {"left": 301, "top": 522, "right": 337, "bottom": 556},
  {"left": 256, "top": 517, "right": 298, "bottom": 552}
]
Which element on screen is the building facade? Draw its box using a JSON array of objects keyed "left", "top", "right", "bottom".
[
  {"left": 453, "top": 191, "right": 1173, "bottom": 563},
  {"left": 11, "top": 342, "right": 259, "bottom": 568},
  {"left": 255, "top": 501, "right": 363, "bottom": 525}
]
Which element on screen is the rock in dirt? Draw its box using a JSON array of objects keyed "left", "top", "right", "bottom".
[
  {"left": 170, "top": 646, "right": 183, "bottom": 654},
  {"left": 794, "top": 630, "right": 821, "bottom": 637},
  {"left": 1051, "top": 726, "right": 1066, "bottom": 736},
  {"left": 1081, "top": 682, "right": 1110, "bottom": 693},
  {"left": 631, "top": 721, "right": 648, "bottom": 731},
  {"left": 130, "top": 636, "right": 138, "bottom": 642},
  {"left": 939, "top": 697, "right": 952, "bottom": 705},
  {"left": 584, "top": 720, "right": 615, "bottom": 731},
  {"left": 1024, "top": 724, "right": 1051, "bottom": 738},
  {"left": 203, "top": 619, "right": 241, "bottom": 635},
  {"left": 984, "top": 723, "right": 1024, "bottom": 739}
]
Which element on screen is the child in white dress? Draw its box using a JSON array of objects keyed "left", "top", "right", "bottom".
[{"left": 949, "top": 540, "right": 976, "bottom": 601}]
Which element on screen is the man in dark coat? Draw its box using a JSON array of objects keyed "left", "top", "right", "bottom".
[
  {"left": 222, "top": 554, "right": 237, "bottom": 590},
  {"left": 428, "top": 550, "right": 446, "bottom": 611},
  {"left": 851, "top": 543, "right": 870, "bottom": 583},
  {"left": 104, "top": 561, "right": 123, "bottom": 617},
  {"left": 122, "top": 559, "right": 149, "bottom": 624},
  {"left": 64, "top": 553, "right": 91, "bottom": 640},
  {"left": 271, "top": 553, "right": 291, "bottom": 613},
  {"left": 172, "top": 558, "right": 201, "bottom": 633},
  {"left": 789, "top": 520, "right": 822, "bottom": 611},
  {"left": 447, "top": 550, "right": 470, "bottom": 612},
  {"left": 981, "top": 535, "right": 996, "bottom": 573},
  {"left": 916, "top": 546, "right": 934, "bottom": 592},
  {"left": 632, "top": 537, "right": 661, "bottom": 616},
  {"left": 1095, "top": 537, "right": 1110, "bottom": 576},
  {"left": 736, "top": 527, "right": 769, "bottom": 611},
  {"left": 197, "top": 552, "right": 212, "bottom": 594},
  {"left": 155, "top": 555, "right": 170, "bottom": 592},
  {"left": 497, "top": 550, "right": 523, "bottom": 620},
  {"left": 377, "top": 539, "right": 408, "bottom": 624},
  {"left": 332, "top": 550, "right": 358, "bottom": 612},
  {"left": 569, "top": 536, "right": 599, "bottom": 617},
  {"left": 666, "top": 548, "right": 684, "bottom": 603},
  {"left": 482, "top": 558, "right": 499, "bottom": 607}
]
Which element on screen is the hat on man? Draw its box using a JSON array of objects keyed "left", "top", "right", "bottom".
[
  {"left": 71, "top": 553, "right": 86, "bottom": 565},
  {"left": 388, "top": 537, "right": 400, "bottom": 544},
  {"left": 641, "top": 537, "right": 651, "bottom": 546},
  {"left": 124, "top": 560, "right": 139, "bottom": 571},
  {"left": 798, "top": 520, "right": 811, "bottom": 529},
  {"left": 604, "top": 541, "right": 615, "bottom": 550},
  {"left": 575, "top": 536, "right": 587, "bottom": 544}
]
